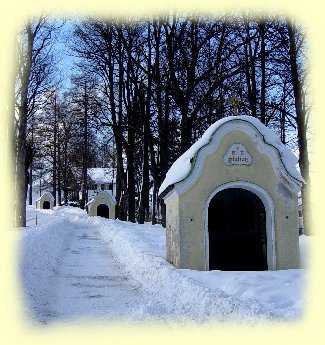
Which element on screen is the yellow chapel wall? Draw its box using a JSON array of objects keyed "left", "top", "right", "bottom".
[
  {"left": 87, "top": 192, "right": 116, "bottom": 219},
  {"left": 165, "top": 130, "right": 300, "bottom": 271},
  {"left": 36, "top": 193, "right": 54, "bottom": 210}
]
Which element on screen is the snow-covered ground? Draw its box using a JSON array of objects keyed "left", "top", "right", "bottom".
[{"left": 18, "top": 205, "right": 310, "bottom": 325}]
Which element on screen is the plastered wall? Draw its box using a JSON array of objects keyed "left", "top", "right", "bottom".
[
  {"left": 165, "top": 130, "right": 300, "bottom": 270},
  {"left": 88, "top": 192, "right": 116, "bottom": 219}
]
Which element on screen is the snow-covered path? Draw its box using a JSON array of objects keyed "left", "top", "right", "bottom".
[
  {"left": 20, "top": 206, "right": 308, "bottom": 325},
  {"left": 43, "top": 222, "right": 143, "bottom": 324}
]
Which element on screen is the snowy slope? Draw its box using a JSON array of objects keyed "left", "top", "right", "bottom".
[{"left": 19, "top": 206, "right": 309, "bottom": 325}]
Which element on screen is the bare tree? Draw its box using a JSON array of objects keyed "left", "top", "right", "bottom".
[
  {"left": 68, "top": 15, "right": 310, "bottom": 228},
  {"left": 14, "top": 16, "right": 58, "bottom": 227},
  {"left": 286, "top": 21, "right": 311, "bottom": 235}
]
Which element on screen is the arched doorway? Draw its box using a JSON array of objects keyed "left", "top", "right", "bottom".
[
  {"left": 97, "top": 204, "right": 110, "bottom": 218},
  {"left": 43, "top": 201, "right": 50, "bottom": 209},
  {"left": 208, "top": 188, "right": 267, "bottom": 271}
]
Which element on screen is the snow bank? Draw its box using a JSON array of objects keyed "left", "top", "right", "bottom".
[
  {"left": 181, "top": 269, "right": 305, "bottom": 319},
  {"left": 159, "top": 116, "right": 304, "bottom": 196},
  {"left": 19, "top": 209, "right": 76, "bottom": 321},
  {"left": 101, "top": 221, "right": 272, "bottom": 322},
  {"left": 92, "top": 219, "right": 303, "bottom": 322}
]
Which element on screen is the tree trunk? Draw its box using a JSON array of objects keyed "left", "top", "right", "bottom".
[
  {"left": 126, "top": 150, "right": 136, "bottom": 222},
  {"left": 80, "top": 82, "right": 88, "bottom": 209},
  {"left": 138, "top": 81, "right": 150, "bottom": 223},
  {"left": 112, "top": 26, "right": 127, "bottom": 220},
  {"left": 138, "top": 123, "right": 150, "bottom": 224},
  {"left": 244, "top": 22, "right": 257, "bottom": 118},
  {"left": 158, "top": 79, "right": 171, "bottom": 228},
  {"left": 151, "top": 183, "right": 157, "bottom": 225},
  {"left": 52, "top": 95, "right": 57, "bottom": 206},
  {"left": 28, "top": 121, "right": 34, "bottom": 205},
  {"left": 287, "top": 22, "right": 312, "bottom": 235},
  {"left": 259, "top": 22, "right": 266, "bottom": 124},
  {"left": 57, "top": 136, "right": 62, "bottom": 206},
  {"left": 126, "top": 103, "right": 136, "bottom": 222},
  {"left": 160, "top": 198, "right": 166, "bottom": 228},
  {"left": 28, "top": 164, "right": 33, "bottom": 205},
  {"left": 14, "top": 21, "right": 34, "bottom": 227},
  {"left": 180, "top": 104, "right": 192, "bottom": 152},
  {"left": 63, "top": 130, "right": 68, "bottom": 205},
  {"left": 280, "top": 82, "right": 287, "bottom": 144}
]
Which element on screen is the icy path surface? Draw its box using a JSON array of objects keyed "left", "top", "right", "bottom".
[
  {"left": 20, "top": 208, "right": 169, "bottom": 325},
  {"left": 44, "top": 222, "right": 143, "bottom": 323}
]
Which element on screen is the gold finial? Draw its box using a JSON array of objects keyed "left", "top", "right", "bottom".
[{"left": 227, "top": 95, "right": 241, "bottom": 116}]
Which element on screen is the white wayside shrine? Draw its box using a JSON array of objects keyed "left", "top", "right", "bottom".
[
  {"left": 86, "top": 190, "right": 116, "bottom": 219},
  {"left": 159, "top": 116, "right": 304, "bottom": 271},
  {"left": 36, "top": 192, "right": 54, "bottom": 210}
]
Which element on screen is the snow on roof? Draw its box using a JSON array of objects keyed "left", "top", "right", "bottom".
[
  {"left": 158, "top": 115, "right": 304, "bottom": 196},
  {"left": 87, "top": 168, "right": 114, "bottom": 184},
  {"left": 36, "top": 192, "right": 54, "bottom": 202},
  {"left": 87, "top": 190, "right": 116, "bottom": 205}
]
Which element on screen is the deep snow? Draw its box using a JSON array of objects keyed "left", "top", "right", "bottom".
[{"left": 18, "top": 205, "right": 309, "bottom": 325}]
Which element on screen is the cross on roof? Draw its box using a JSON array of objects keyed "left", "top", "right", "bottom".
[{"left": 227, "top": 95, "right": 241, "bottom": 115}]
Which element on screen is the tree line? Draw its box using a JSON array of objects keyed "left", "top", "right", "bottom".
[{"left": 14, "top": 13, "right": 311, "bottom": 234}]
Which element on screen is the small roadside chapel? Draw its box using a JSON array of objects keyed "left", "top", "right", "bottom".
[
  {"left": 159, "top": 116, "right": 304, "bottom": 271},
  {"left": 36, "top": 192, "right": 54, "bottom": 210},
  {"left": 86, "top": 190, "right": 116, "bottom": 219}
]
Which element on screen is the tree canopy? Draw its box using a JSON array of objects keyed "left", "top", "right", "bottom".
[{"left": 14, "top": 13, "right": 311, "bottom": 233}]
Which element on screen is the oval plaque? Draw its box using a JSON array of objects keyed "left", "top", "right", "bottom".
[{"left": 224, "top": 144, "right": 252, "bottom": 166}]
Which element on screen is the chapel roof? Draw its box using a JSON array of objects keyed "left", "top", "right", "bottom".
[
  {"left": 35, "top": 191, "right": 54, "bottom": 202},
  {"left": 158, "top": 115, "right": 304, "bottom": 197},
  {"left": 86, "top": 190, "right": 116, "bottom": 205}
]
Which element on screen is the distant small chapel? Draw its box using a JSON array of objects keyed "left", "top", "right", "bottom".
[
  {"left": 86, "top": 190, "right": 116, "bottom": 219},
  {"left": 36, "top": 192, "right": 54, "bottom": 210}
]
